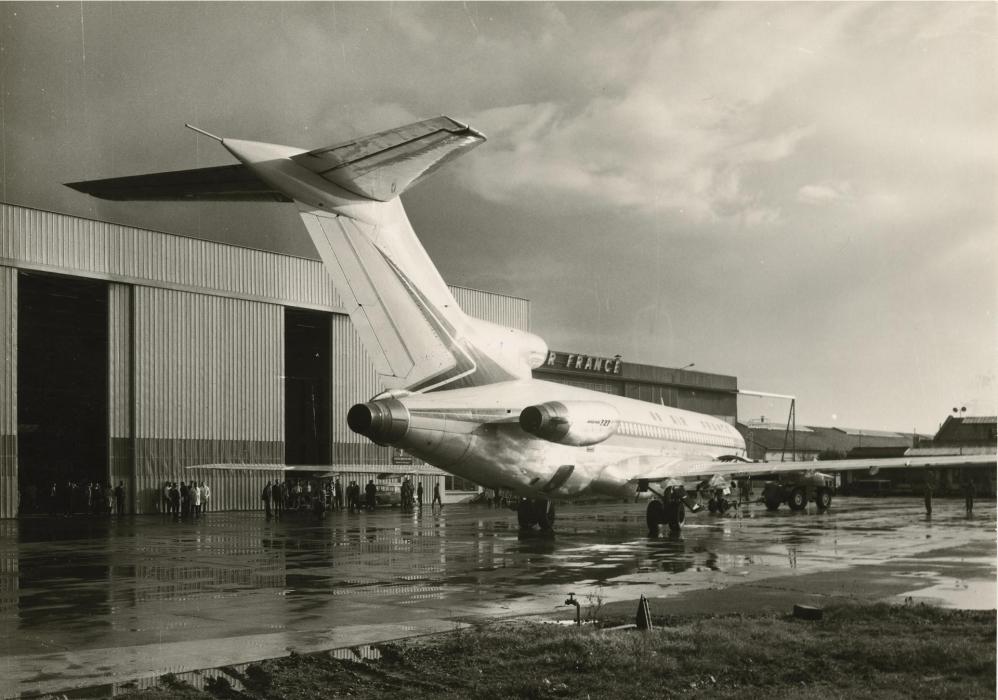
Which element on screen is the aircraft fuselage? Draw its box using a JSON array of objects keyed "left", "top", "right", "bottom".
[{"left": 349, "top": 379, "right": 746, "bottom": 500}]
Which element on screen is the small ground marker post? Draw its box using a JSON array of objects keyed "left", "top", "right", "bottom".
[{"left": 636, "top": 594, "right": 653, "bottom": 630}]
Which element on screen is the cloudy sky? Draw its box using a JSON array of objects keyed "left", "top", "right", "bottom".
[{"left": 2, "top": 2, "right": 995, "bottom": 433}]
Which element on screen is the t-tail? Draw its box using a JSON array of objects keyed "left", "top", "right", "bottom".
[{"left": 67, "top": 116, "right": 548, "bottom": 392}]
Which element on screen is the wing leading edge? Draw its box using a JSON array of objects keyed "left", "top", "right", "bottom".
[{"left": 630, "top": 452, "right": 997, "bottom": 483}]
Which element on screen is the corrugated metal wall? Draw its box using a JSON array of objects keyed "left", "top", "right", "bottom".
[
  {"left": 329, "top": 314, "right": 393, "bottom": 468},
  {"left": 451, "top": 286, "right": 530, "bottom": 331},
  {"left": 0, "top": 203, "right": 340, "bottom": 311},
  {"left": 133, "top": 287, "right": 283, "bottom": 513},
  {"left": 0, "top": 267, "right": 16, "bottom": 518},
  {"left": 108, "top": 283, "right": 133, "bottom": 510}
]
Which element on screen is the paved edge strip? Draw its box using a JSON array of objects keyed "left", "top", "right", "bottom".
[{"left": 3, "top": 618, "right": 470, "bottom": 699}]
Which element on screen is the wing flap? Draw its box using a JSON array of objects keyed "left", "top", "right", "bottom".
[
  {"left": 631, "top": 452, "right": 997, "bottom": 482},
  {"left": 66, "top": 164, "right": 291, "bottom": 202},
  {"left": 291, "top": 116, "right": 485, "bottom": 201}
]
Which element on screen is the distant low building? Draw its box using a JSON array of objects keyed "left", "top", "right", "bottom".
[
  {"left": 737, "top": 416, "right": 996, "bottom": 496},
  {"left": 903, "top": 416, "right": 997, "bottom": 495},
  {"left": 736, "top": 421, "right": 922, "bottom": 463}
]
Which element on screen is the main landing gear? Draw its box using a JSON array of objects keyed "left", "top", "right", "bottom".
[
  {"left": 517, "top": 498, "right": 556, "bottom": 531},
  {"left": 642, "top": 483, "right": 696, "bottom": 536}
]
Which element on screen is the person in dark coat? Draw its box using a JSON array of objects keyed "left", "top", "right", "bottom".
[
  {"left": 432, "top": 482, "right": 443, "bottom": 510},
  {"left": 169, "top": 482, "right": 180, "bottom": 519},
  {"left": 416, "top": 482, "right": 424, "bottom": 509},
  {"left": 963, "top": 477, "right": 976, "bottom": 515},
  {"left": 365, "top": 480, "right": 377, "bottom": 511},
  {"left": 347, "top": 481, "right": 359, "bottom": 513},
  {"left": 923, "top": 470, "right": 935, "bottom": 516},
  {"left": 180, "top": 482, "right": 190, "bottom": 519},
  {"left": 262, "top": 481, "right": 273, "bottom": 518},
  {"left": 114, "top": 481, "right": 125, "bottom": 516},
  {"left": 274, "top": 480, "right": 284, "bottom": 518}
]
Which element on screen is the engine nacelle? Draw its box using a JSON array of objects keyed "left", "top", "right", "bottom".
[{"left": 519, "top": 401, "right": 620, "bottom": 446}]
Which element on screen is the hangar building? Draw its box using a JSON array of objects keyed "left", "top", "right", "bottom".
[{"left": 1, "top": 202, "right": 741, "bottom": 518}]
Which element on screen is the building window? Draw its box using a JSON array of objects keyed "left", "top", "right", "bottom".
[{"left": 445, "top": 475, "right": 477, "bottom": 492}]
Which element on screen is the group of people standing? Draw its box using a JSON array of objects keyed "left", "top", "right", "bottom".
[
  {"left": 260, "top": 477, "right": 445, "bottom": 518},
  {"left": 31, "top": 480, "right": 128, "bottom": 517},
  {"left": 261, "top": 478, "right": 339, "bottom": 519},
  {"left": 162, "top": 481, "right": 210, "bottom": 520}
]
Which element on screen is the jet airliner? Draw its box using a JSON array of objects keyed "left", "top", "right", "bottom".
[{"left": 68, "top": 116, "right": 996, "bottom": 534}]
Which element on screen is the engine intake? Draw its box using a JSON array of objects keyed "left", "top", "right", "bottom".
[
  {"left": 347, "top": 398, "right": 410, "bottom": 446},
  {"left": 519, "top": 401, "right": 619, "bottom": 446}
]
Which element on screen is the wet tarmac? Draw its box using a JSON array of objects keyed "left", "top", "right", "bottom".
[{"left": 1, "top": 496, "right": 994, "bottom": 697}]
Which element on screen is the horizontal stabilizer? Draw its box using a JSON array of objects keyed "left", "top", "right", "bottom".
[
  {"left": 66, "top": 164, "right": 291, "bottom": 202},
  {"left": 291, "top": 116, "right": 485, "bottom": 201}
]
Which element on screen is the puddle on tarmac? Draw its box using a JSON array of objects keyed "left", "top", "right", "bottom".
[{"left": 893, "top": 578, "right": 997, "bottom": 610}]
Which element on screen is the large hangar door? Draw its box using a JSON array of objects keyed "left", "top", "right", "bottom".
[
  {"left": 17, "top": 272, "right": 109, "bottom": 510},
  {"left": 285, "top": 309, "right": 331, "bottom": 465}
]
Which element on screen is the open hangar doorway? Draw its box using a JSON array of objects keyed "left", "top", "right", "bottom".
[
  {"left": 17, "top": 271, "right": 109, "bottom": 514},
  {"left": 284, "top": 308, "right": 331, "bottom": 468}
]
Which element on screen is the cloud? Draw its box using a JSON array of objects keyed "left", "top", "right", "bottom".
[
  {"left": 452, "top": 5, "right": 875, "bottom": 226},
  {"left": 797, "top": 181, "right": 853, "bottom": 205}
]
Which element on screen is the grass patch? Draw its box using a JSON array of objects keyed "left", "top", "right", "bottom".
[{"left": 118, "top": 603, "right": 995, "bottom": 699}]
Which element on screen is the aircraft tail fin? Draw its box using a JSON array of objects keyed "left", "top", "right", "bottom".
[{"left": 293, "top": 117, "right": 547, "bottom": 393}]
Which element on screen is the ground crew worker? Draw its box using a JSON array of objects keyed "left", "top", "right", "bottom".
[
  {"left": 262, "top": 481, "right": 273, "bottom": 519},
  {"left": 963, "top": 477, "right": 975, "bottom": 515},
  {"left": 114, "top": 481, "right": 125, "bottom": 516},
  {"left": 365, "top": 479, "right": 377, "bottom": 511},
  {"left": 274, "top": 480, "right": 284, "bottom": 517},
  {"left": 432, "top": 482, "right": 443, "bottom": 510},
  {"left": 923, "top": 470, "right": 934, "bottom": 516},
  {"left": 169, "top": 482, "right": 180, "bottom": 519},
  {"left": 416, "top": 482, "right": 423, "bottom": 509},
  {"left": 348, "top": 481, "right": 359, "bottom": 513}
]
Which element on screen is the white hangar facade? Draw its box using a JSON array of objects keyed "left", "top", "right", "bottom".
[{"left": 0, "top": 202, "right": 529, "bottom": 518}]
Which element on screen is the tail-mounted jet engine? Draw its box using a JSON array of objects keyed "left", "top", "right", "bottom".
[
  {"left": 518, "top": 401, "right": 620, "bottom": 446},
  {"left": 347, "top": 398, "right": 410, "bottom": 446}
]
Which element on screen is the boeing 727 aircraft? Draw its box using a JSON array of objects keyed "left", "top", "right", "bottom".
[{"left": 68, "top": 116, "right": 996, "bottom": 534}]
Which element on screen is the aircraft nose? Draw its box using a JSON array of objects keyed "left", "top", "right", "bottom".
[{"left": 347, "top": 398, "right": 410, "bottom": 445}]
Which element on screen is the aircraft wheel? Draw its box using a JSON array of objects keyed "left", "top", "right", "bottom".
[
  {"left": 534, "top": 499, "right": 555, "bottom": 530},
  {"left": 646, "top": 500, "right": 665, "bottom": 535},
  {"left": 517, "top": 499, "right": 537, "bottom": 529},
  {"left": 664, "top": 501, "right": 685, "bottom": 534},
  {"left": 717, "top": 498, "right": 730, "bottom": 514},
  {"left": 816, "top": 488, "right": 832, "bottom": 511},
  {"left": 707, "top": 498, "right": 718, "bottom": 514},
  {"left": 788, "top": 488, "right": 807, "bottom": 511}
]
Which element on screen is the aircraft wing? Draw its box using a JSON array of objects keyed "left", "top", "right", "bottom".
[
  {"left": 186, "top": 464, "right": 336, "bottom": 472},
  {"left": 65, "top": 164, "right": 291, "bottom": 202},
  {"left": 290, "top": 116, "right": 485, "bottom": 201},
  {"left": 631, "top": 452, "right": 997, "bottom": 483}
]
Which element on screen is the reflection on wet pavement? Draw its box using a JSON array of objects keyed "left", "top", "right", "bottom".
[{"left": 0, "top": 497, "right": 994, "bottom": 695}]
